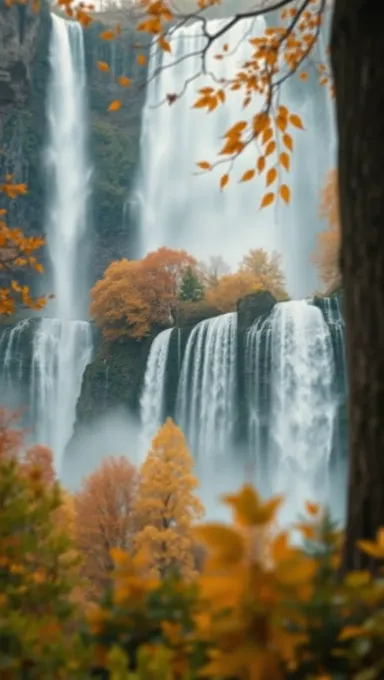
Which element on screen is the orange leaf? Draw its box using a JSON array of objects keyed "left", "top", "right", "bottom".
[
  {"left": 108, "top": 100, "right": 123, "bottom": 112},
  {"left": 197, "top": 161, "right": 212, "bottom": 170},
  {"left": 280, "top": 184, "right": 291, "bottom": 204},
  {"left": 276, "top": 115, "right": 287, "bottom": 133},
  {"left": 220, "top": 174, "right": 229, "bottom": 189},
  {"left": 266, "top": 168, "right": 277, "bottom": 187},
  {"left": 137, "top": 54, "right": 147, "bottom": 66},
  {"left": 279, "top": 152, "right": 290, "bottom": 171},
  {"left": 257, "top": 156, "right": 266, "bottom": 173},
  {"left": 240, "top": 169, "right": 255, "bottom": 182},
  {"left": 117, "top": 76, "right": 131, "bottom": 87},
  {"left": 299, "top": 71, "right": 309, "bottom": 81},
  {"left": 260, "top": 192, "right": 274, "bottom": 209},
  {"left": 283, "top": 134, "right": 293, "bottom": 152},
  {"left": 262, "top": 128, "right": 273, "bottom": 144},
  {"left": 305, "top": 501, "right": 320, "bottom": 516},
  {"left": 100, "top": 29, "right": 115, "bottom": 40},
  {"left": 265, "top": 141, "right": 276, "bottom": 156},
  {"left": 158, "top": 36, "right": 171, "bottom": 52},
  {"left": 96, "top": 61, "right": 110, "bottom": 73},
  {"left": 289, "top": 113, "right": 304, "bottom": 130}
]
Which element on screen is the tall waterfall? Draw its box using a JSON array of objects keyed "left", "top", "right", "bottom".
[
  {"left": 267, "top": 301, "right": 337, "bottom": 523},
  {"left": 140, "top": 328, "right": 173, "bottom": 452},
  {"left": 44, "top": 14, "right": 91, "bottom": 320},
  {"left": 0, "top": 15, "right": 93, "bottom": 472},
  {"left": 135, "top": 16, "right": 336, "bottom": 297},
  {"left": 176, "top": 313, "right": 237, "bottom": 459}
]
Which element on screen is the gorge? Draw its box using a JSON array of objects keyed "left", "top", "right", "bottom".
[{"left": 0, "top": 2, "right": 345, "bottom": 522}]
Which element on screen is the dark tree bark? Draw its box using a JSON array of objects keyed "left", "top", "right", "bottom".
[{"left": 331, "top": 1, "right": 384, "bottom": 571}]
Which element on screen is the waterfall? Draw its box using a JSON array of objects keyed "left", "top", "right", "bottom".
[
  {"left": 44, "top": 14, "right": 91, "bottom": 320},
  {"left": 176, "top": 313, "right": 237, "bottom": 459},
  {"left": 140, "top": 328, "right": 173, "bottom": 452},
  {"left": 31, "top": 319, "right": 93, "bottom": 471},
  {"left": 268, "top": 300, "right": 337, "bottom": 524},
  {"left": 135, "top": 16, "right": 336, "bottom": 297}
]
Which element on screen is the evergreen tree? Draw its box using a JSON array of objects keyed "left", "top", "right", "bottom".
[{"left": 178, "top": 267, "right": 205, "bottom": 303}]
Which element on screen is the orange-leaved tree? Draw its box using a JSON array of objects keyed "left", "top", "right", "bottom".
[
  {"left": 90, "top": 247, "right": 198, "bottom": 339},
  {"left": 311, "top": 169, "right": 341, "bottom": 292},
  {"left": 0, "top": 177, "right": 46, "bottom": 315},
  {"left": 240, "top": 248, "right": 288, "bottom": 300},
  {"left": 74, "top": 456, "right": 137, "bottom": 592},
  {"left": 206, "top": 270, "right": 262, "bottom": 312},
  {"left": 132, "top": 418, "right": 205, "bottom": 579}
]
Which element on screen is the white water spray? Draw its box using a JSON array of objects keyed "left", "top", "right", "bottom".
[
  {"left": 135, "top": 17, "right": 336, "bottom": 297},
  {"left": 140, "top": 328, "right": 173, "bottom": 452},
  {"left": 176, "top": 313, "right": 237, "bottom": 459},
  {"left": 269, "top": 300, "right": 337, "bottom": 524}
]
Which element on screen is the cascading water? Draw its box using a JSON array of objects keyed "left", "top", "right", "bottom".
[
  {"left": 135, "top": 16, "right": 336, "bottom": 297},
  {"left": 268, "top": 300, "right": 337, "bottom": 524},
  {"left": 176, "top": 313, "right": 237, "bottom": 459},
  {"left": 140, "top": 327, "right": 173, "bottom": 452}
]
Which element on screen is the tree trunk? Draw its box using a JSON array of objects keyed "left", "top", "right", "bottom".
[{"left": 331, "top": 1, "right": 384, "bottom": 571}]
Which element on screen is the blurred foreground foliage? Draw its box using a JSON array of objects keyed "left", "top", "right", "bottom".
[{"left": 1, "top": 416, "right": 384, "bottom": 680}]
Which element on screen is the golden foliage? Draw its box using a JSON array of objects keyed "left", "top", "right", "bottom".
[
  {"left": 206, "top": 270, "right": 262, "bottom": 313},
  {"left": 311, "top": 169, "right": 341, "bottom": 291},
  {"left": 74, "top": 456, "right": 137, "bottom": 593},
  {"left": 0, "top": 178, "right": 46, "bottom": 315},
  {"left": 240, "top": 248, "right": 288, "bottom": 300},
  {"left": 132, "top": 418, "right": 205, "bottom": 579},
  {"left": 90, "top": 247, "right": 197, "bottom": 339}
]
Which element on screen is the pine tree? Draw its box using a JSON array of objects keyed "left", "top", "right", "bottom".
[
  {"left": 132, "top": 419, "right": 205, "bottom": 579},
  {"left": 178, "top": 267, "right": 205, "bottom": 303}
]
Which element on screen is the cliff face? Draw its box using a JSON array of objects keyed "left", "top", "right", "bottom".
[{"left": 0, "top": 0, "right": 43, "bottom": 111}]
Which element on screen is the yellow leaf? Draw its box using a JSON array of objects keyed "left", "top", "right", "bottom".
[
  {"left": 117, "top": 76, "right": 131, "bottom": 87},
  {"left": 278, "top": 105, "right": 288, "bottom": 118},
  {"left": 240, "top": 169, "right": 255, "bottom": 182},
  {"left": 289, "top": 113, "right": 304, "bottom": 130},
  {"left": 276, "top": 115, "right": 287, "bottom": 132},
  {"left": 100, "top": 29, "right": 115, "bottom": 40},
  {"left": 137, "top": 54, "right": 147, "bottom": 66},
  {"left": 257, "top": 156, "right": 266, "bottom": 173},
  {"left": 158, "top": 36, "right": 171, "bottom": 52},
  {"left": 223, "top": 485, "right": 282, "bottom": 526},
  {"left": 220, "top": 174, "right": 229, "bottom": 189},
  {"left": 295, "top": 522, "right": 316, "bottom": 541},
  {"left": 265, "top": 140, "right": 276, "bottom": 156},
  {"left": 197, "top": 161, "right": 212, "bottom": 170},
  {"left": 345, "top": 570, "right": 371, "bottom": 588},
  {"left": 97, "top": 61, "right": 110, "bottom": 73},
  {"left": 261, "top": 192, "right": 274, "bottom": 209},
  {"left": 283, "top": 133, "right": 293, "bottom": 152},
  {"left": 305, "top": 501, "right": 320, "bottom": 516},
  {"left": 338, "top": 626, "right": 367, "bottom": 642},
  {"left": 357, "top": 539, "right": 384, "bottom": 560},
  {"left": 193, "top": 524, "right": 244, "bottom": 564},
  {"left": 108, "top": 100, "right": 123, "bottom": 112},
  {"left": 280, "top": 152, "right": 290, "bottom": 171},
  {"left": 262, "top": 128, "right": 273, "bottom": 144},
  {"left": 266, "top": 167, "right": 277, "bottom": 187},
  {"left": 280, "top": 184, "right": 291, "bottom": 204}
]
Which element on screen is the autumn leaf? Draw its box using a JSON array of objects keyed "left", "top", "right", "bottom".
[
  {"left": 283, "top": 133, "right": 293, "bottom": 152},
  {"left": 220, "top": 174, "right": 229, "bottom": 189},
  {"left": 137, "top": 54, "right": 147, "bottom": 66},
  {"left": 305, "top": 501, "right": 320, "bottom": 516},
  {"left": 197, "top": 161, "right": 212, "bottom": 170},
  {"left": 338, "top": 626, "right": 367, "bottom": 642},
  {"left": 100, "top": 29, "right": 115, "bottom": 40},
  {"left": 265, "top": 140, "right": 276, "bottom": 156},
  {"left": 260, "top": 192, "right": 275, "bottom": 209},
  {"left": 108, "top": 100, "right": 123, "bottom": 112},
  {"left": 266, "top": 168, "right": 277, "bottom": 187},
  {"left": 299, "top": 71, "right": 309, "bottom": 81},
  {"left": 240, "top": 169, "right": 255, "bottom": 182},
  {"left": 280, "top": 184, "right": 291, "bottom": 204},
  {"left": 289, "top": 113, "right": 304, "bottom": 129},
  {"left": 194, "top": 523, "right": 244, "bottom": 565},
  {"left": 280, "top": 152, "right": 290, "bottom": 171},
  {"left": 96, "top": 61, "right": 110, "bottom": 73},
  {"left": 117, "top": 76, "right": 131, "bottom": 87},
  {"left": 257, "top": 156, "right": 266, "bottom": 173},
  {"left": 158, "top": 36, "right": 171, "bottom": 52}
]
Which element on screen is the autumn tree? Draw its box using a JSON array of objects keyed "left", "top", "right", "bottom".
[
  {"left": 0, "top": 177, "right": 46, "bottom": 315},
  {"left": 132, "top": 418, "right": 205, "bottom": 579},
  {"left": 74, "top": 456, "right": 137, "bottom": 592},
  {"left": 90, "top": 247, "right": 197, "bottom": 339},
  {"left": 198, "top": 255, "right": 231, "bottom": 288},
  {"left": 240, "top": 248, "right": 288, "bottom": 300},
  {"left": 206, "top": 269, "right": 262, "bottom": 312}
]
